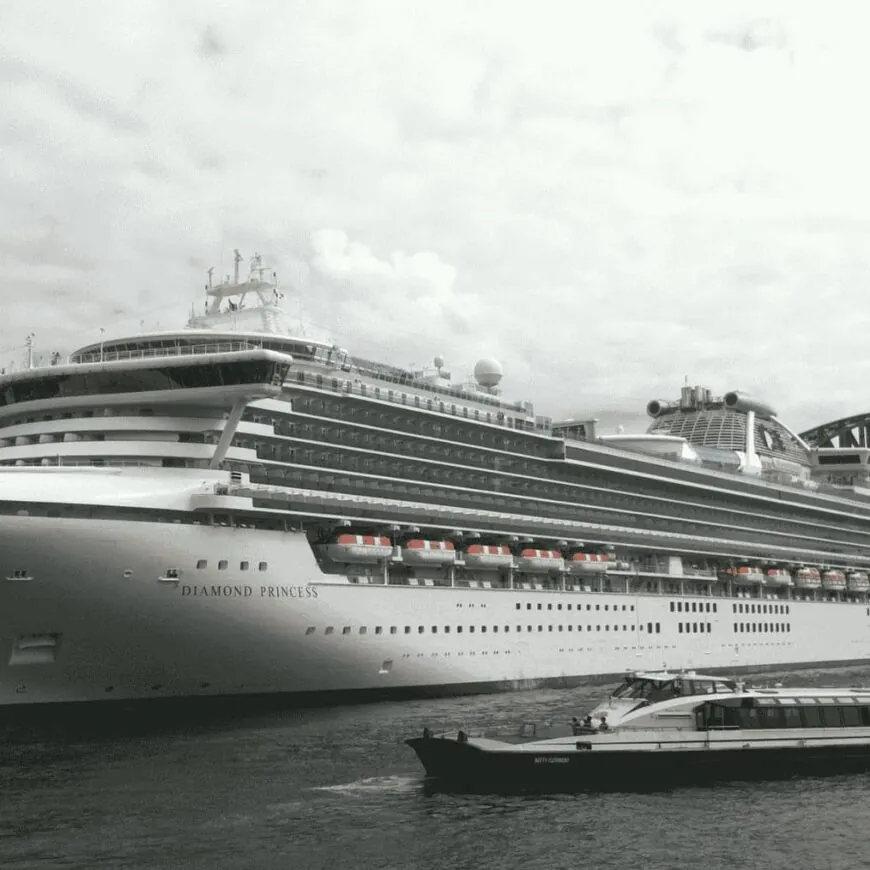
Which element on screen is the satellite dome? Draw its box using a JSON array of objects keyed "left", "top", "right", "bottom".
[
  {"left": 473, "top": 357, "right": 504, "bottom": 387},
  {"left": 434, "top": 355, "right": 445, "bottom": 369}
]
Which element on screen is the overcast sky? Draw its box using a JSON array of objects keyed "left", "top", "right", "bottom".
[{"left": 3, "top": 1, "right": 869, "bottom": 433}]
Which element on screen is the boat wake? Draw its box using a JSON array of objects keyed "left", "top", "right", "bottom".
[{"left": 313, "top": 774, "right": 420, "bottom": 796}]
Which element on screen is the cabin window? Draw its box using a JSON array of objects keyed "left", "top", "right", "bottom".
[
  {"left": 196, "top": 560, "right": 207, "bottom": 569},
  {"left": 305, "top": 627, "right": 315, "bottom": 635},
  {"left": 325, "top": 627, "right": 334, "bottom": 635},
  {"left": 404, "top": 627, "right": 411, "bottom": 634},
  {"left": 842, "top": 706, "right": 861, "bottom": 727},
  {"left": 801, "top": 706, "right": 822, "bottom": 727},
  {"left": 240, "top": 561, "right": 249, "bottom": 571},
  {"left": 259, "top": 562, "right": 268, "bottom": 571},
  {"left": 390, "top": 627, "right": 397, "bottom": 635},
  {"left": 342, "top": 627, "right": 351, "bottom": 635}
]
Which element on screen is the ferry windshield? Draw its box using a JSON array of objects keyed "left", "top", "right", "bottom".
[{"left": 612, "top": 676, "right": 736, "bottom": 702}]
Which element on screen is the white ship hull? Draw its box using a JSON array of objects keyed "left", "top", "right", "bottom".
[{"left": 3, "top": 470, "right": 870, "bottom": 708}]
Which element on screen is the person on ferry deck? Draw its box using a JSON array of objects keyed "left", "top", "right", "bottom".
[
  {"left": 598, "top": 714, "right": 610, "bottom": 731},
  {"left": 571, "top": 717, "right": 582, "bottom": 735}
]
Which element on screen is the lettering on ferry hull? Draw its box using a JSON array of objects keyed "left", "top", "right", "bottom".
[{"left": 180, "top": 585, "right": 319, "bottom": 599}]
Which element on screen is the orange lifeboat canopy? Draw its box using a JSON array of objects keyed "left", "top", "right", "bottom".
[
  {"left": 327, "top": 534, "right": 393, "bottom": 564},
  {"left": 516, "top": 548, "right": 565, "bottom": 574},
  {"left": 463, "top": 544, "right": 514, "bottom": 570},
  {"left": 794, "top": 568, "right": 822, "bottom": 589},
  {"left": 822, "top": 569, "right": 847, "bottom": 591}
]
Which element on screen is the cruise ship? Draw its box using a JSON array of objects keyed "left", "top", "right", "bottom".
[{"left": 3, "top": 250, "right": 870, "bottom": 709}]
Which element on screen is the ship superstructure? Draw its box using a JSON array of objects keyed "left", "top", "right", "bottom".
[{"left": 3, "top": 251, "right": 870, "bottom": 708}]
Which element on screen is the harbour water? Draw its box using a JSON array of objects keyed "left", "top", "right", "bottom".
[{"left": 4, "top": 664, "right": 870, "bottom": 870}]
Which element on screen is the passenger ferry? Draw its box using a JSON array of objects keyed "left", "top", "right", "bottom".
[
  {"left": 406, "top": 671, "right": 870, "bottom": 790},
  {"left": 4, "top": 249, "right": 870, "bottom": 709}
]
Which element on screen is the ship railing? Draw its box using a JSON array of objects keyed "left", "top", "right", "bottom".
[
  {"left": 288, "top": 369, "right": 551, "bottom": 433},
  {"left": 70, "top": 340, "right": 264, "bottom": 365}
]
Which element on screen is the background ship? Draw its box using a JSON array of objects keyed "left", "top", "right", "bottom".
[{"left": 2, "top": 250, "right": 870, "bottom": 709}]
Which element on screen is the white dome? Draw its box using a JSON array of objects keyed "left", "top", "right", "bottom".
[
  {"left": 473, "top": 357, "right": 504, "bottom": 387},
  {"left": 434, "top": 355, "right": 445, "bottom": 368}
]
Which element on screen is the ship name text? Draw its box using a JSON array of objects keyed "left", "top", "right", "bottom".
[{"left": 181, "top": 585, "right": 319, "bottom": 599}]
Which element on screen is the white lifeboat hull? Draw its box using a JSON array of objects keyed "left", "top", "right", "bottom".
[
  {"left": 567, "top": 554, "right": 610, "bottom": 575},
  {"left": 794, "top": 571, "right": 821, "bottom": 590},
  {"left": 733, "top": 570, "right": 765, "bottom": 586},
  {"left": 765, "top": 570, "right": 793, "bottom": 587},
  {"left": 822, "top": 572, "right": 846, "bottom": 592},
  {"left": 516, "top": 550, "right": 564, "bottom": 574},
  {"left": 848, "top": 572, "right": 870, "bottom": 593},
  {"left": 327, "top": 535, "right": 393, "bottom": 564},
  {"left": 402, "top": 540, "right": 456, "bottom": 565}
]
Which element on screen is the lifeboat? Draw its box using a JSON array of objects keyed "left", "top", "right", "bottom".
[
  {"left": 516, "top": 548, "right": 565, "bottom": 574},
  {"left": 327, "top": 534, "right": 393, "bottom": 563},
  {"left": 732, "top": 565, "right": 765, "bottom": 586},
  {"left": 401, "top": 539, "right": 456, "bottom": 565},
  {"left": 463, "top": 544, "right": 514, "bottom": 570},
  {"left": 794, "top": 567, "right": 821, "bottom": 590},
  {"left": 567, "top": 552, "right": 611, "bottom": 575},
  {"left": 822, "top": 569, "right": 847, "bottom": 592},
  {"left": 765, "top": 568, "right": 793, "bottom": 587},
  {"left": 847, "top": 571, "right": 870, "bottom": 593}
]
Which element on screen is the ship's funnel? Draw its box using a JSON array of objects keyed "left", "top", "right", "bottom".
[
  {"left": 723, "top": 391, "right": 776, "bottom": 420},
  {"left": 647, "top": 400, "right": 676, "bottom": 418}
]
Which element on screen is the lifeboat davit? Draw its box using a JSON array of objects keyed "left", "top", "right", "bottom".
[
  {"left": 327, "top": 534, "right": 393, "bottom": 563},
  {"left": 765, "top": 568, "right": 793, "bottom": 587},
  {"left": 463, "top": 544, "right": 514, "bottom": 570},
  {"left": 847, "top": 571, "right": 870, "bottom": 592},
  {"left": 732, "top": 565, "right": 765, "bottom": 586},
  {"left": 516, "top": 548, "right": 565, "bottom": 574},
  {"left": 567, "top": 552, "right": 611, "bottom": 575},
  {"left": 402, "top": 539, "right": 456, "bottom": 565},
  {"left": 822, "top": 569, "right": 847, "bottom": 591},
  {"left": 794, "top": 567, "right": 821, "bottom": 590}
]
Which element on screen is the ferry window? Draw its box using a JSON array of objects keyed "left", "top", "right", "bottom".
[
  {"left": 527, "top": 604, "right": 532, "bottom": 610},
  {"left": 655, "top": 623, "right": 660, "bottom": 633},
  {"left": 801, "top": 706, "right": 823, "bottom": 728},
  {"left": 693, "top": 623, "right": 698, "bottom": 633},
  {"left": 218, "top": 560, "right": 228, "bottom": 571},
  {"left": 470, "top": 626, "right": 475, "bottom": 633},
  {"left": 418, "top": 626, "right": 424, "bottom": 634},
  {"left": 457, "top": 626, "right": 463, "bottom": 633},
  {"left": 758, "top": 707, "right": 782, "bottom": 728},
  {"left": 548, "top": 604, "right": 552, "bottom": 611},
  {"left": 196, "top": 560, "right": 207, "bottom": 569},
  {"left": 677, "top": 602, "right": 682, "bottom": 612},
  {"left": 504, "top": 626, "right": 509, "bottom": 632},
  {"left": 516, "top": 603, "right": 521, "bottom": 610},
  {"left": 404, "top": 626, "right": 411, "bottom": 634},
  {"left": 305, "top": 627, "right": 315, "bottom": 635},
  {"left": 325, "top": 626, "right": 334, "bottom": 635},
  {"left": 678, "top": 623, "right": 683, "bottom": 634},
  {"left": 596, "top": 625, "right": 601, "bottom": 632},
  {"left": 567, "top": 625, "right": 572, "bottom": 631},
  {"left": 493, "top": 626, "right": 499, "bottom": 633},
  {"left": 647, "top": 623, "right": 653, "bottom": 633},
  {"left": 537, "top": 604, "right": 542, "bottom": 611},
  {"left": 342, "top": 627, "right": 351, "bottom": 635},
  {"left": 670, "top": 603, "right": 675, "bottom": 612},
  {"left": 482, "top": 626, "right": 488, "bottom": 633},
  {"left": 861, "top": 707, "right": 870, "bottom": 726},
  {"left": 568, "top": 604, "right": 573, "bottom": 610},
  {"left": 604, "top": 605, "right": 609, "bottom": 611},
  {"left": 595, "top": 605, "right": 600, "bottom": 611},
  {"left": 817, "top": 706, "right": 841, "bottom": 727},
  {"left": 359, "top": 627, "right": 368, "bottom": 635},
  {"left": 259, "top": 562, "right": 268, "bottom": 571},
  {"left": 538, "top": 626, "right": 543, "bottom": 632},
  {"left": 375, "top": 627, "right": 383, "bottom": 635},
  {"left": 557, "top": 604, "right": 562, "bottom": 611},
  {"left": 431, "top": 626, "right": 437, "bottom": 634},
  {"left": 390, "top": 627, "right": 397, "bottom": 635},
  {"left": 706, "top": 623, "right": 711, "bottom": 632},
  {"left": 842, "top": 706, "right": 861, "bottom": 727},
  {"left": 240, "top": 561, "right": 249, "bottom": 571},
  {"left": 630, "top": 606, "right": 634, "bottom": 612},
  {"left": 738, "top": 707, "right": 760, "bottom": 729}
]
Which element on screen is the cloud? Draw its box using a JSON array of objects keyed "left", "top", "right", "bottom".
[{"left": 2, "top": 2, "right": 870, "bottom": 431}]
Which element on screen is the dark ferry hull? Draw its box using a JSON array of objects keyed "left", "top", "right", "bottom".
[{"left": 406, "top": 736, "right": 870, "bottom": 792}]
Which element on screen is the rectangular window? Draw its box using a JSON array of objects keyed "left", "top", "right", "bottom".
[
  {"left": 375, "top": 626, "right": 383, "bottom": 635},
  {"left": 802, "top": 706, "right": 823, "bottom": 727},
  {"left": 841, "top": 706, "right": 861, "bottom": 726},
  {"left": 390, "top": 627, "right": 397, "bottom": 635},
  {"left": 656, "top": 623, "right": 660, "bottom": 633},
  {"left": 305, "top": 626, "right": 315, "bottom": 635},
  {"left": 325, "top": 626, "right": 334, "bottom": 635},
  {"left": 678, "top": 623, "right": 683, "bottom": 634},
  {"left": 647, "top": 622, "right": 652, "bottom": 633},
  {"left": 404, "top": 626, "right": 411, "bottom": 634},
  {"left": 259, "top": 562, "right": 268, "bottom": 571},
  {"left": 359, "top": 627, "right": 367, "bottom": 635},
  {"left": 218, "top": 560, "right": 228, "bottom": 571},
  {"left": 196, "top": 560, "right": 207, "bottom": 569},
  {"left": 342, "top": 627, "right": 351, "bottom": 635},
  {"left": 240, "top": 561, "right": 249, "bottom": 571}
]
